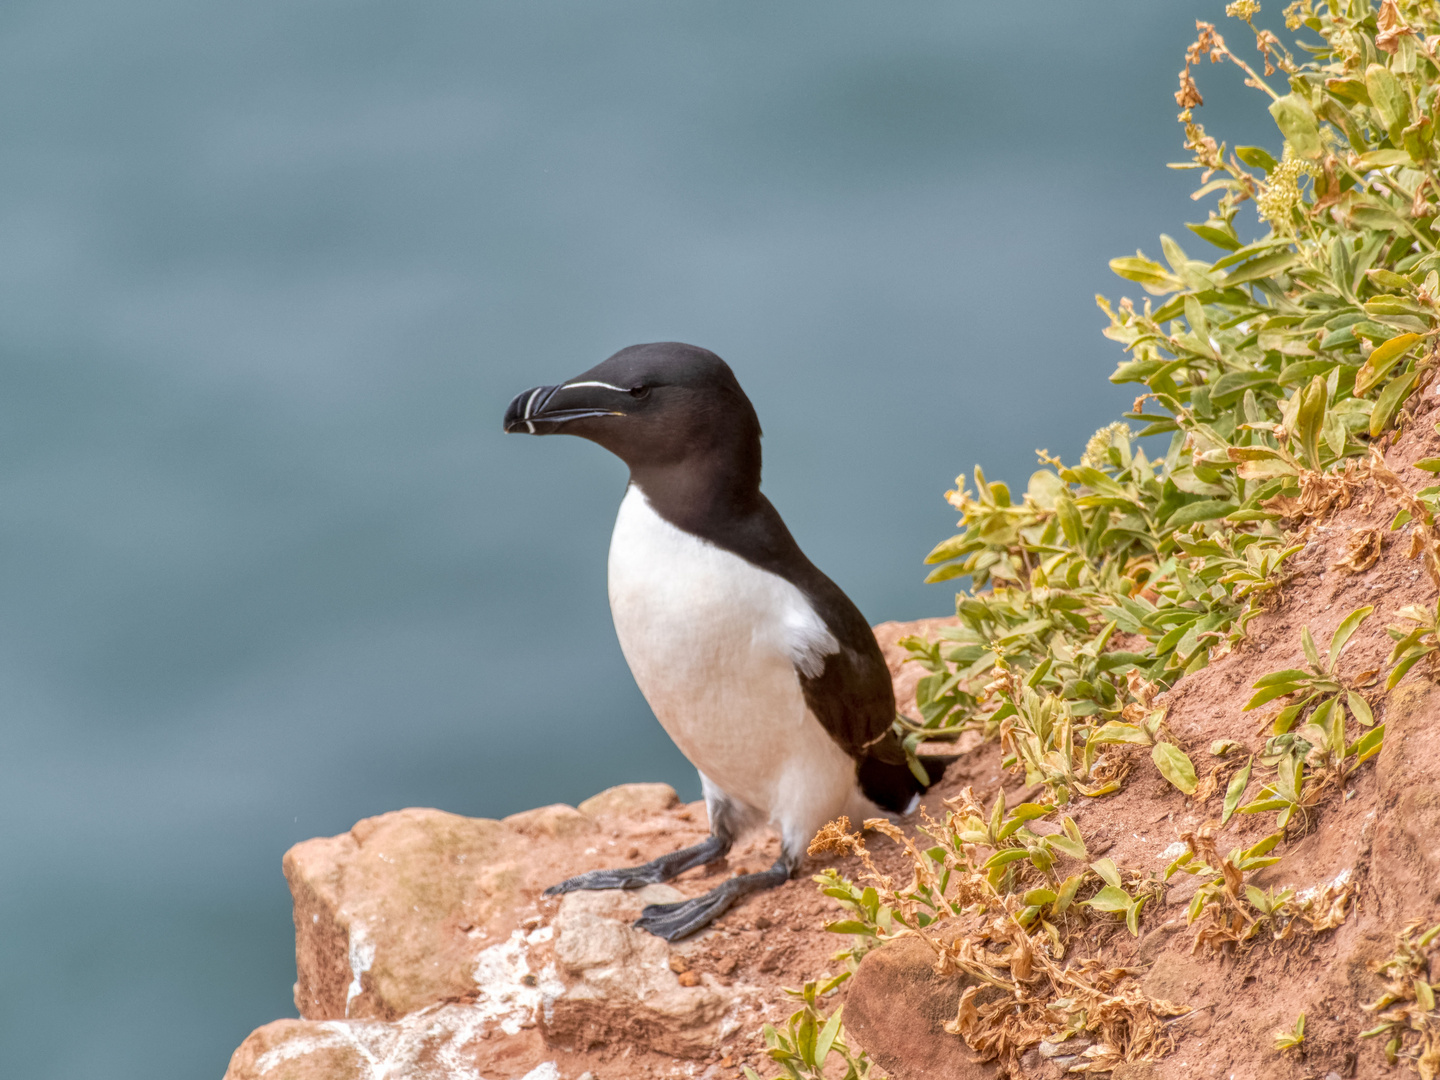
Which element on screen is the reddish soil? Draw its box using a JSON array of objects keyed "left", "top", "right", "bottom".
[{"left": 557, "top": 389, "right": 1440, "bottom": 1080}]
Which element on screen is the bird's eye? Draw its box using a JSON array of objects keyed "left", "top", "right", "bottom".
[{"left": 628, "top": 385, "right": 650, "bottom": 399}]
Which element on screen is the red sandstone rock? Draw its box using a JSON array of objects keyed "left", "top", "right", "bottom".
[
  {"left": 842, "top": 934, "right": 990, "bottom": 1080},
  {"left": 577, "top": 782, "right": 679, "bottom": 819},
  {"left": 285, "top": 807, "right": 528, "bottom": 1021}
]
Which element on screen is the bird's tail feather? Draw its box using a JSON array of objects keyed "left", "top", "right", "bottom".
[{"left": 855, "top": 732, "right": 955, "bottom": 814}]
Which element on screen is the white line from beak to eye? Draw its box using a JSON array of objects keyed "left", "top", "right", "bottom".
[
  {"left": 561, "top": 380, "right": 630, "bottom": 392},
  {"left": 522, "top": 386, "right": 543, "bottom": 434}
]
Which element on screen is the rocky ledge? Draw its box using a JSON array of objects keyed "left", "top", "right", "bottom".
[{"left": 225, "top": 621, "right": 939, "bottom": 1080}]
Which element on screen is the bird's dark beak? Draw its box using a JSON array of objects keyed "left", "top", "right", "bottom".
[{"left": 503, "top": 381, "right": 625, "bottom": 435}]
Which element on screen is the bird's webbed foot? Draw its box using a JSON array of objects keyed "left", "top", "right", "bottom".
[
  {"left": 632, "top": 859, "right": 790, "bottom": 941},
  {"left": 542, "top": 834, "right": 730, "bottom": 896}
]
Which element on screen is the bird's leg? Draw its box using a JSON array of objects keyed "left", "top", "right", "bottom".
[
  {"left": 542, "top": 833, "right": 731, "bottom": 896},
  {"left": 632, "top": 857, "right": 791, "bottom": 941}
]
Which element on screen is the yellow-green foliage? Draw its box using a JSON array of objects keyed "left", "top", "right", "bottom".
[
  {"left": 779, "top": 6, "right": 1440, "bottom": 1079},
  {"left": 901, "top": 0, "right": 1440, "bottom": 803}
]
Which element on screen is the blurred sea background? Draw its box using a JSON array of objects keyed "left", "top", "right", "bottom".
[{"left": 0, "top": 2, "right": 1278, "bottom": 1076}]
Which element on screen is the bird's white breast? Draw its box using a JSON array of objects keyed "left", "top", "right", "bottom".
[{"left": 607, "top": 485, "right": 856, "bottom": 833}]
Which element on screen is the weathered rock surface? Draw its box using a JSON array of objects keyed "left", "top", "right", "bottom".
[
  {"left": 286, "top": 807, "right": 533, "bottom": 1022},
  {"left": 1370, "top": 679, "right": 1440, "bottom": 918},
  {"left": 224, "top": 1009, "right": 555, "bottom": 1080},
  {"left": 842, "top": 934, "right": 989, "bottom": 1080},
  {"left": 227, "top": 778, "right": 775, "bottom": 1079},
  {"left": 548, "top": 886, "right": 738, "bottom": 1057},
  {"left": 576, "top": 782, "right": 678, "bottom": 819}
]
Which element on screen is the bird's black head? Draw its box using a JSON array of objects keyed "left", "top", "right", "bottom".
[{"left": 504, "top": 343, "right": 762, "bottom": 491}]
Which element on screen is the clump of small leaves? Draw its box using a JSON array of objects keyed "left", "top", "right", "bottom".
[
  {"left": 905, "top": 0, "right": 1440, "bottom": 802},
  {"left": 1166, "top": 822, "right": 1353, "bottom": 952},
  {"left": 1360, "top": 920, "right": 1440, "bottom": 1077},
  {"left": 743, "top": 979, "right": 878, "bottom": 1080},
  {"left": 1386, "top": 596, "right": 1440, "bottom": 685},
  {"left": 1275, "top": 1011, "right": 1307, "bottom": 1053},
  {"left": 1239, "top": 605, "right": 1384, "bottom": 827},
  {"left": 807, "top": 809, "right": 1179, "bottom": 1079}
]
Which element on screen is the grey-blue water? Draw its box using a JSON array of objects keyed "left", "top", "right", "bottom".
[{"left": 0, "top": 2, "right": 1276, "bottom": 1075}]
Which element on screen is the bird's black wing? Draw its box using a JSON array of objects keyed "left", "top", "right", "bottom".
[
  {"left": 792, "top": 578, "right": 929, "bottom": 814},
  {"left": 671, "top": 493, "right": 933, "bottom": 813},
  {"left": 792, "top": 582, "right": 898, "bottom": 759}
]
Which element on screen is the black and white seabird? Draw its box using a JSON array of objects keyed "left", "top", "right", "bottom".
[{"left": 503, "top": 342, "right": 943, "bottom": 940}]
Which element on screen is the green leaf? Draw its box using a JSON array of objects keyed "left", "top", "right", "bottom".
[
  {"left": 1302, "top": 625, "right": 1323, "bottom": 672},
  {"left": 1110, "top": 254, "right": 1183, "bottom": 295},
  {"left": 1371, "top": 369, "right": 1420, "bottom": 438},
  {"left": 1350, "top": 723, "right": 1385, "bottom": 764},
  {"left": 1328, "top": 605, "right": 1375, "bottom": 670},
  {"left": 1295, "top": 374, "right": 1328, "bottom": 471},
  {"left": 1152, "top": 742, "right": 1199, "bottom": 795},
  {"left": 1245, "top": 831, "right": 1284, "bottom": 860},
  {"left": 1056, "top": 494, "right": 1084, "bottom": 547},
  {"left": 1244, "top": 682, "right": 1302, "bottom": 710},
  {"left": 1168, "top": 499, "right": 1238, "bottom": 526},
  {"left": 860, "top": 886, "right": 879, "bottom": 921},
  {"left": 1186, "top": 219, "right": 1241, "bottom": 251},
  {"left": 814, "top": 1005, "right": 843, "bottom": 1065},
  {"left": 1053, "top": 873, "right": 1084, "bottom": 915},
  {"left": 1355, "top": 333, "right": 1422, "bottom": 397},
  {"left": 1269, "top": 93, "right": 1322, "bottom": 159},
  {"left": 1235, "top": 145, "right": 1279, "bottom": 173},
  {"left": 1223, "top": 757, "right": 1253, "bottom": 826},
  {"left": 1126, "top": 895, "right": 1146, "bottom": 936},
  {"left": 1366, "top": 63, "right": 1411, "bottom": 139},
  {"left": 824, "top": 920, "right": 876, "bottom": 936},
  {"left": 1045, "top": 834, "right": 1088, "bottom": 860},
  {"left": 1348, "top": 691, "right": 1375, "bottom": 728},
  {"left": 1223, "top": 249, "right": 1300, "bottom": 287},
  {"left": 1253, "top": 668, "right": 1313, "bottom": 688},
  {"left": 1009, "top": 802, "right": 1054, "bottom": 822},
  {"left": 1084, "top": 885, "right": 1134, "bottom": 913},
  {"left": 1387, "top": 650, "right": 1427, "bottom": 689},
  {"left": 1090, "top": 857, "right": 1122, "bottom": 889},
  {"left": 983, "top": 848, "right": 1033, "bottom": 870},
  {"left": 1354, "top": 149, "right": 1413, "bottom": 170}
]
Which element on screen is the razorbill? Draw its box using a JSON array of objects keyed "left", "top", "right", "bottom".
[{"left": 503, "top": 342, "right": 943, "bottom": 940}]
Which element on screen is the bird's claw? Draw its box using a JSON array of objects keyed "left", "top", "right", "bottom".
[
  {"left": 633, "top": 892, "right": 736, "bottom": 941},
  {"left": 542, "top": 866, "right": 662, "bottom": 896}
]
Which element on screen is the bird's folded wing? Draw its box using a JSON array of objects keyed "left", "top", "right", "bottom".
[{"left": 795, "top": 641, "right": 898, "bottom": 763}]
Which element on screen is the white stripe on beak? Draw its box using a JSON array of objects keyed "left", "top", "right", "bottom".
[
  {"left": 562, "top": 380, "right": 630, "bottom": 393},
  {"left": 522, "top": 386, "right": 543, "bottom": 434}
]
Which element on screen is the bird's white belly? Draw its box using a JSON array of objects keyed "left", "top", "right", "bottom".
[{"left": 607, "top": 486, "right": 858, "bottom": 837}]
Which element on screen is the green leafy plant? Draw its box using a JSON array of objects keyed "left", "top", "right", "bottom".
[
  {"left": 743, "top": 978, "right": 877, "bottom": 1080},
  {"left": 813, "top": 870, "right": 893, "bottom": 975},
  {"left": 1242, "top": 605, "right": 1376, "bottom": 737},
  {"left": 1166, "top": 821, "right": 1352, "bottom": 955},
  {"left": 1359, "top": 920, "right": 1440, "bottom": 1075},
  {"left": 1274, "top": 1011, "right": 1307, "bottom": 1053},
  {"left": 1236, "top": 605, "right": 1384, "bottom": 830},
  {"left": 1082, "top": 856, "right": 1151, "bottom": 936},
  {"left": 1386, "top": 597, "right": 1440, "bottom": 686},
  {"left": 807, "top": 810, "right": 1180, "bottom": 1079},
  {"left": 897, "top": 0, "right": 1440, "bottom": 809}
]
